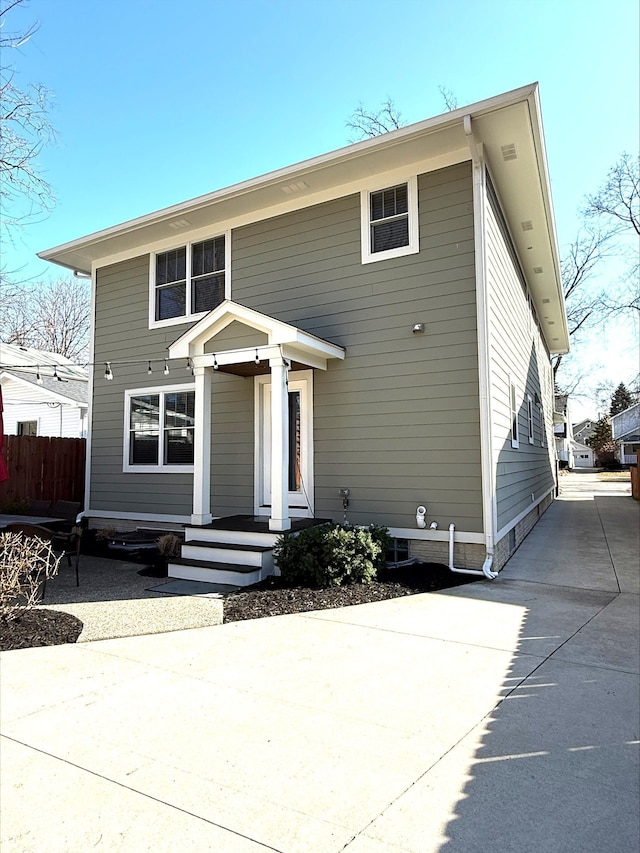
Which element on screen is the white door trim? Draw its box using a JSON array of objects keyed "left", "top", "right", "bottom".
[{"left": 254, "top": 369, "right": 314, "bottom": 518}]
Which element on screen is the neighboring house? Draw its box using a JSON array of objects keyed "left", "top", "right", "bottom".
[
  {"left": 612, "top": 403, "right": 640, "bottom": 465},
  {"left": 38, "top": 83, "right": 569, "bottom": 582},
  {"left": 0, "top": 343, "right": 88, "bottom": 438},
  {"left": 554, "top": 394, "right": 575, "bottom": 468},
  {"left": 573, "top": 418, "right": 595, "bottom": 446}
]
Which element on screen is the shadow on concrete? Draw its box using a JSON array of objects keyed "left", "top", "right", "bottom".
[{"left": 435, "top": 490, "right": 639, "bottom": 853}]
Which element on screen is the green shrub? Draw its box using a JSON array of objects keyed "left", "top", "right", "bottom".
[{"left": 273, "top": 523, "right": 390, "bottom": 588}]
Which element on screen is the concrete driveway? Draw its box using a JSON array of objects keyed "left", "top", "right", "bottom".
[{"left": 1, "top": 472, "right": 638, "bottom": 852}]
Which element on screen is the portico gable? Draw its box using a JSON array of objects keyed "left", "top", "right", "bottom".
[{"left": 168, "top": 301, "right": 345, "bottom": 530}]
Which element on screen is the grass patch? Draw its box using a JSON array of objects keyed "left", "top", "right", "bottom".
[{"left": 596, "top": 471, "right": 630, "bottom": 481}]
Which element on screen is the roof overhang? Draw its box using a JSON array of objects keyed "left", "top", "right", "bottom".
[
  {"left": 38, "top": 83, "right": 568, "bottom": 354},
  {"left": 168, "top": 300, "right": 345, "bottom": 373}
]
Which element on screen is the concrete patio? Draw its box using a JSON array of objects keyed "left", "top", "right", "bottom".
[{"left": 1, "top": 471, "right": 638, "bottom": 852}]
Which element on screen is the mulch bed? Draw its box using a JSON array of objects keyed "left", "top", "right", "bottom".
[
  {"left": 224, "top": 563, "right": 476, "bottom": 623},
  {"left": 0, "top": 563, "right": 477, "bottom": 651},
  {"left": 0, "top": 610, "right": 84, "bottom": 651}
]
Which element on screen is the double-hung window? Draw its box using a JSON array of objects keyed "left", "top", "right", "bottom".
[
  {"left": 152, "top": 234, "right": 227, "bottom": 325},
  {"left": 361, "top": 176, "right": 419, "bottom": 263},
  {"left": 124, "top": 385, "right": 195, "bottom": 472}
]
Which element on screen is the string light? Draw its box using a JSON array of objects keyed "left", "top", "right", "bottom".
[
  {"left": 147, "top": 360, "right": 153, "bottom": 375},
  {"left": 104, "top": 362, "right": 114, "bottom": 381},
  {"left": 255, "top": 348, "right": 260, "bottom": 364},
  {"left": 36, "top": 368, "right": 43, "bottom": 386},
  {"left": 163, "top": 359, "right": 170, "bottom": 376},
  {"left": 213, "top": 354, "right": 218, "bottom": 370}
]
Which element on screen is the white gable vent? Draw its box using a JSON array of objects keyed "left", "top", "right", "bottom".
[{"left": 501, "top": 143, "right": 517, "bottom": 161}]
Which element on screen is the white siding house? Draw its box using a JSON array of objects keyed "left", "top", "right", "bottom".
[{"left": 0, "top": 343, "right": 88, "bottom": 438}]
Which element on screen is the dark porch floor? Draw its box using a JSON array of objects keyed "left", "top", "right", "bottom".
[{"left": 193, "top": 515, "right": 332, "bottom": 532}]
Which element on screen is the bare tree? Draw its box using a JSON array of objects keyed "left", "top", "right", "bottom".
[
  {"left": 584, "top": 153, "right": 640, "bottom": 318},
  {"left": 0, "top": 0, "right": 55, "bottom": 240},
  {"left": 552, "top": 228, "right": 612, "bottom": 380},
  {"left": 1, "top": 277, "right": 91, "bottom": 361},
  {"left": 585, "top": 153, "right": 640, "bottom": 236},
  {"left": 438, "top": 85, "right": 458, "bottom": 111},
  {"left": 346, "top": 98, "right": 403, "bottom": 142}
]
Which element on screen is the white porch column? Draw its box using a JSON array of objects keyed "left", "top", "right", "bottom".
[
  {"left": 269, "top": 354, "right": 291, "bottom": 532},
  {"left": 191, "top": 365, "right": 212, "bottom": 526}
]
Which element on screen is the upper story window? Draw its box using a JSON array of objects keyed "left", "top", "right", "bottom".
[
  {"left": 124, "top": 385, "right": 195, "bottom": 472},
  {"left": 360, "top": 176, "right": 419, "bottom": 264},
  {"left": 151, "top": 233, "right": 228, "bottom": 327}
]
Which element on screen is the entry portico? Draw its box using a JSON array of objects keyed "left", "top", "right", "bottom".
[{"left": 168, "top": 300, "right": 345, "bottom": 531}]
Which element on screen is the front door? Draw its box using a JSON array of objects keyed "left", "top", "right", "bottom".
[{"left": 256, "top": 371, "right": 313, "bottom": 516}]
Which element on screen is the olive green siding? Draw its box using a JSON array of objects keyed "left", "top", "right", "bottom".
[
  {"left": 90, "top": 163, "right": 484, "bottom": 531},
  {"left": 92, "top": 257, "right": 194, "bottom": 517},
  {"left": 232, "top": 162, "right": 483, "bottom": 530},
  {"left": 484, "top": 174, "right": 555, "bottom": 534}
]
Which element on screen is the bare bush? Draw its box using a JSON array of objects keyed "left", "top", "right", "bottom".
[
  {"left": 157, "top": 533, "right": 181, "bottom": 559},
  {"left": 0, "top": 532, "right": 62, "bottom": 621}
]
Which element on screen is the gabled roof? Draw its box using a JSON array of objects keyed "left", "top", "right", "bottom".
[
  {"left": 0, "top": 343, "right": 88, "bottom": 406},
  {"left": 612, "top": 402, "right": 640, "bottom": 439},
  {"left": 168, "top": 300, "right": 345, "bottom": 373},
  {"left": 38, "top": 83, "right": 568, "bottom": 353},
  {"left": 0, "top": 342, "right": 88, "bottom": 382},
  {"left": 0, "top": 370, "right": 88, "bottom": 406}
]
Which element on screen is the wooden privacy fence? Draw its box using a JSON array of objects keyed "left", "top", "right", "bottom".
[{"left": 0, "top": 435, "right": 86, "bottom": 505}]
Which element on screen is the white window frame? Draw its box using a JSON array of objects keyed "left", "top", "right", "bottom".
[
  {"left": 360, "top": 175, "right": 419, "bottom": 264},
  {"left": 539, "top": 405, "right": 546, "bottom": 447},
  {"left": 527, "top": 394, "right": 535, "bottom": 444},
  {"left": 149, "top": 230, "right": 231, "bottom": 329},
  {"left": 510, "top": 379, "right": 519, "bottom": 449},
  {"left": 123, "top": 383, "right": 195, "bottom": 473}
]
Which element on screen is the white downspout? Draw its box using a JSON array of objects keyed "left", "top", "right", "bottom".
[{"left": 449, "top": 523, "right": 498, "bottom": 580}]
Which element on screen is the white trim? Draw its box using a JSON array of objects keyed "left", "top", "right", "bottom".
[
  {"left": 495, "top": 485, "right": 554, "bottom": 542},
  {"left": 84, "top": 270, "right": 96, "bottom": 516},
  {"left": 123, "top": 383, "right": 195, "bottom": 473},
  {"left": 254, "top": 370, "right": 314, "bottom": 518},
  {"left": 388, "top": 527, "right": 485, "bottom": 544},
  {"left": 87, "top": 510, "right": 191, "bottom": 524},
  {"left": 148, "top": 230, "right": 231, "bottom": 330},
  {"left": 169, "top": 299, "right": 345, "bottom": 363},
  {"left": 469, "top": 146, "right": 496, "bottom": 554},
  {"left": 360, "top": 175, "right": 419, "bottom": 264}
]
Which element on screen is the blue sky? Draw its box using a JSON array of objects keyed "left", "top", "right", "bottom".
[{"left": 3, "top": 0, "right": 639, "bottom": 417}]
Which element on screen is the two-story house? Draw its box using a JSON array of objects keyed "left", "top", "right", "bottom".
[{"left": 38, "top": 83, "right": 569, "bottom": 583}]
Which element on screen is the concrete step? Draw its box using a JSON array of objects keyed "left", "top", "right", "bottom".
[
  {"left": 186, "top": 528, "right": 280, "bottom": 547},
  {"left": 168, "top": 557, "right": 265, "bottom": 587},
  {"left": 181, "top": 540, "right": 274, "bottom": 570}
]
